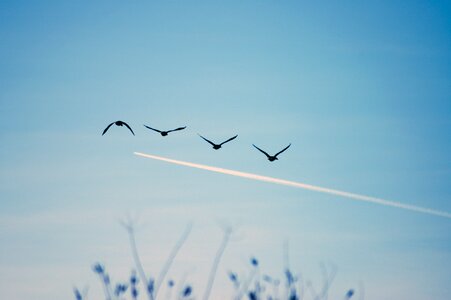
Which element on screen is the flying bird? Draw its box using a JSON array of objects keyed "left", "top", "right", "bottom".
[
  {"left": 102, "top": 121, "right": 135, "bottom": 136},
  {"left": 253, "top": 143, "right": 291, "bottom": 161},
  {"left": 198, "top": 134, "right": 238, "bottom": 150},
  {"left": 144, "top": 125, "right": 186, "bottom": 136}
]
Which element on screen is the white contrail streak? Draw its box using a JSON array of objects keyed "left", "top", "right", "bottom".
[{"left": 134, "top": 152, "right": 451, "bottom": 220}]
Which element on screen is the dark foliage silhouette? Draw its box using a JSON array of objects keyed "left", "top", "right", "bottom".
[
  {"left": 115, "top": 283, "right": 128, "bottom": 297},
  {"left": 346, "top": 289, "right": 355, "bottom": 299},
  {"left": 80, "top": 225, "right": 361, "bottom": 300},
  {"left": 73, "top": 288, "right": 82, "bottom": 300},
  {"left": 182, "top": 285, "right": 193, "bottom": 297}
]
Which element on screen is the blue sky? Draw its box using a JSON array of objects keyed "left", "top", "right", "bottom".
[{"left": 1, "top": 1, "right": 450, "bottom": 299}]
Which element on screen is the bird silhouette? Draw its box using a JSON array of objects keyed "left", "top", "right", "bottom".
[
  {"left": 144, "top": 125, "right": 186, "bottom": 136},
  {"left": 198, "top": 134, "right": 238, "bottom": 150},
  {"left": 253, "top": 143, "right": 291, "bottom": 161},
  {"left": 102, "top": 121, "right": 135, "bottom": 136}
]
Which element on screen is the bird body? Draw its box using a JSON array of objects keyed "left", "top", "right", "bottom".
[
  {"left": 102, "top": 121, "right": 135, "bottom": 136},
  {"left": 198, "top": 134, "right": 238, "bottom": 150},
  {"left": 144, "top": 125, "right": 186, "bottom": 136},
  {"left": 253, "top": 143, "right": 291, "bottom": 161}
]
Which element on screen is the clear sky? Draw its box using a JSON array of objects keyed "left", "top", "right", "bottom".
[{"left": 1, "top": 1, "right": 450, "bottom": 299}]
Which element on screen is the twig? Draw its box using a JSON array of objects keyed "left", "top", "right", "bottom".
[
  {"left": 92, "top": 263, "right": 115, "bottom": 300},
  {"left": 296, "top": 272, "right": 305, "bottom": 300},
  {"left": 283, "top": 239, "right": 290, "bottom": 271},
  {"left": 305, "top": 262, "right": 336, "bottom": 300},
  {"left": 306, "top": 280, "right": 319, "bottom": 300},
  {"left": 202, "top": 226, "right": 232, "bottom": 300},
  {"left": 234, "top": 264, "right": 258, "bottom": 300},
  {"left": 121, "top": 219, "right": 155, "bottom": 300},
  {"left": 176, "top": 271, "right": 189, "bottom": 299},
  {"left": 319, "top": 262, "right": 329, "bottom": 300},
  {"left": 283, "top": 239, "right": 290, "bottom": 300},
  {"left": 154, "top": 222, "right": 193, "bottom": 299},
  {"left": 319, "top": 262, "right": 337, "bottom": 300}
]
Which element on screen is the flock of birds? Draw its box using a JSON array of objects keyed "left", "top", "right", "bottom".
[{"left": 102, "top": 120, "right": 291, "bottom": 162}]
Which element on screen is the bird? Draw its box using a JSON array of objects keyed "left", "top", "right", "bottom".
[
  {"left": 143, "top": 125, "right": 186, "bottom": 136},
  {"left": 102, "top": 121, "right": 135, "bottom": 136},
  {"left": 252, "top": 143, "right": 291, "bottom": 161},
  {"left": 198, "top": 134, "right": 238, "bottom": 150}
]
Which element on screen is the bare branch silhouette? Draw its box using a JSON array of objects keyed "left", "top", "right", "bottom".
[
  {"left": 319, "top": 262, "right": 337, "bottom": 300},
  {"left": 120, "top": 218, "right": 154, "bottom": 300},
  {"left": 154, "top": 222, "right": 193, "bottom": 298},
  {"left": 92, "top": 263, "right": 113, "bottom": 300},
  {"left": 234, "top": 259, "right": 259, "bottom": 300},
  {"left": 202, "top": 226, "right": 232, "bottom": 300}
]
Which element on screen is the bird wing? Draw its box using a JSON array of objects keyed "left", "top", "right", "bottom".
[
  {"left": 198, "top": 134, "right": 216, "bottom": 146},
  {"left": 123, "top": 122, "right": 135, "bottom": 135},
  {"left": 252, "top": 144, "right": 271, "bottom": 158},
  {"left": 167, "top": 126, "right": 187, "bottom": 133},
  {"left": 144, "top": 125, "right": 162, "bottom": 133},
  {"left": 275, "top": 143, "right": 291, "bottom": 157},
  {"left": 102, "top": 122, "right": 115, "bottom": 135},
  {"left": 220, "top": 135, "right": 238, "bottom": 145}
]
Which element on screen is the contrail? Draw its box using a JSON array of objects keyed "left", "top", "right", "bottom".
[{"left": 134, "top": 152, "right": 451, "bottom": 220}]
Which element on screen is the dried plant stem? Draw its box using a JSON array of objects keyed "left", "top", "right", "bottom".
[
  {"left": 94, "top": 274, "right": 112, "bottom": 300},
  {"left": 319, "top": 263, "right": 337, "bottom": 300},
  {"left": 101, "top": 282, "right": 111, "bottom": 300},
  {"left": 283, "top": 239, "right": 290, "bottom": 299},
  {"left": 154, "top": 223, "right": 193, "bottom": 299},
  {"left": 126, "top": 225, "right": 155, "bottom": 300},
  {"left": 202, "top": 227, "right": 232, "bottom": 300},
  {"left": 234, "top": 267, "right": 258, "bottom": 300},
  {"left": 298, "top": 274, "right": 305, "bottom": 300},
  {"left": 306, "top": 281, "right": 319, "bottom": 300}
]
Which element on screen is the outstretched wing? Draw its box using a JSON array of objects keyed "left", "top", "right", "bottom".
[
  {"left": 144, "top": 125, "right": 162, "bottom": 133},
  {"left": 102, "top": 122, "right": 115, "bottom": 136},
  {"left": 252, "top": 144, "right": 271, "bottom": 158},
  {"left": 123, "top": 122, "right": 135, "bottom": 135},
  {"left": 275, "top": 143, "right": 291, "bottom": 157},
  {"left": 220, "top": 135, "right": 238, "bottom": 146},
  {"left": 167, "top": 126, "right": 187, "bottom": 133},
  {"left": 198, "top": 134, "right": 216, "bottom": 146}
]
